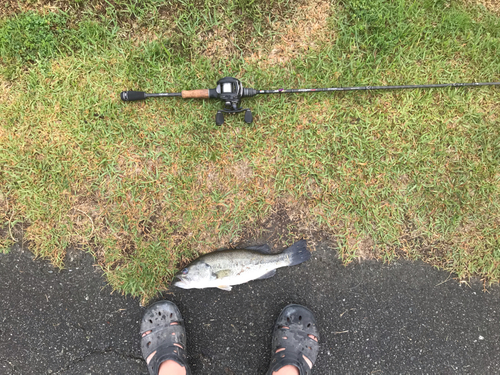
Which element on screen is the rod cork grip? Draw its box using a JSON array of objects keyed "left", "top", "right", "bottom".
[
  {"left": 121, "top": 91, "right": 146, "bottom": 101},
  {"left": 181, "top": 89, "right": 210, "bottom": 99}
]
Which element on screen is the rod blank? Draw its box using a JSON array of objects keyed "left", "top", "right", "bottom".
[{"left": 258, "top": 82, "right": 500, "bottom": 95}]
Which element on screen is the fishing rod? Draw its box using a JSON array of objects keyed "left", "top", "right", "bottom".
[{"left": 120, "top": 76, "right": 500, "bottom": 126}]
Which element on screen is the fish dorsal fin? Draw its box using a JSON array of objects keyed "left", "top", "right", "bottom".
[
  {"left": 215, "top": 269, "right": 233, "bottom": 279},
  {"left": 244, "top": 243, "right": 272, "bottom": 254},
  {"left": 213, "top": 247, "right": 230, "bottom": 252},
  {"left": 212, "top": 244, "right": 272, "bottom": 254},
  {"left": 217, "top": 285, "right": 232, "bottom": 291}
]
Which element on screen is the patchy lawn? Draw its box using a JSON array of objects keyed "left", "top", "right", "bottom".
[{"left": 1, "top": 0, "right": 499, "bottom": 301}]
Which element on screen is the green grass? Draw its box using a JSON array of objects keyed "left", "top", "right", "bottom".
[{"left": 1, "top": 0, "right": 499, "bottom": 301}]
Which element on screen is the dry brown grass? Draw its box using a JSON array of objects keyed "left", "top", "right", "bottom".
[
  {"left": 249, "top": 0, "right": 335, "bottom": 66},
  {"left": 0, "top": 78, "right": 13, "bottom": 105},
  {"left": 201, "top": 25, "right": 238, "bottom": 59},
  {"left": 354, "top": 236, "right": 377, "bottom": 260},
  {"left": 465, "top": 0, "right": 500, "bottom": 14}
]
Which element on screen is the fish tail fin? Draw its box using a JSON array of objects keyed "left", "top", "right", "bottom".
[{"left": 283, "top": 240, "right": 310, "bottom": 266}]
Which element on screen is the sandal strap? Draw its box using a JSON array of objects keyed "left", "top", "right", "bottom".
[
  {"left": 140, "top": 322, "right": 187, "bottom": 359},
  {"left": 148, "top": 344, "right": 191, "bottom": 375},
  {"left": 274, "top": 330, "right": 319, "bottom": 362}
]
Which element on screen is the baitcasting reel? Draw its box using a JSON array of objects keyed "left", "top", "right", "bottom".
[
  {"left": 212, "top": 77, "right": 256, "bottom": 126},
  {"left": 120, "top": 76, "right": 257, "bottom": 126}
]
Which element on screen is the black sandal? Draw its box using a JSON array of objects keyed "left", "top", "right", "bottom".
[
  {"left": 140, "top": 301, "right": 191, "bottom": 375},
  {"left": 266, "top": 304, "right": 320, "bottom": 375}
]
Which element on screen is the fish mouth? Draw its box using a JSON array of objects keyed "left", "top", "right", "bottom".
[
  {"left": 173, "top": 280, "right": 190, "bottom": 289},
  {"left": 173, "top": 276, "right": 189, "bottom": 289}
]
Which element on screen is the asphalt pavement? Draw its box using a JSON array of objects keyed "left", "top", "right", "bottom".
[{"left": 1, "top": 241, "right": 499, "bottom": 375}]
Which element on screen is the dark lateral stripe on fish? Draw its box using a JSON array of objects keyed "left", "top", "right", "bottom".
[{"left": 282, "top": 240, "right": 310, "bottom": 266}]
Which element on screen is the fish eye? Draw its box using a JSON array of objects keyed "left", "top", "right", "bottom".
[{"left": 181, "top": 268, "right": 189, "bottom": 275}]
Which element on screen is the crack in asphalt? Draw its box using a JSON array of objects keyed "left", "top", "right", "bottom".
[{"left": 54, "top": 348, "right": 144, "bottom": 374}]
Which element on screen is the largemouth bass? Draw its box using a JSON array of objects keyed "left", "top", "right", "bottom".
[{"left": 174, "top": 240, "right": 310, "bottom": 291}]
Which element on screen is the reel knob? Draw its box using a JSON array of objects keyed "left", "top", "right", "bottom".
[
  {"left": 244, "top": 110, "right": 253, "bottom": 124},
  {"left": 215, "top": 111, "right": 224, "bottom": 126}
]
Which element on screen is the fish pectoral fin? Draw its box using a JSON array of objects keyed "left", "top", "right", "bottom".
[
  {"left": 257, "top": 269, "right": 277, "bottom": 280},
  {"left": 217, "top": 285, "right": 232, "bottom": 291},
  {"left": 215, "top": 269, "right": 233, "bottom": 279}
]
